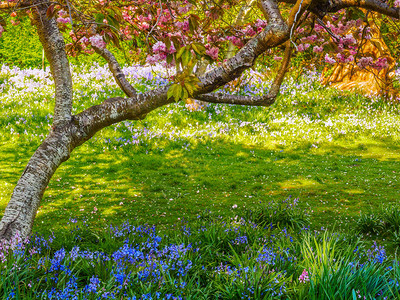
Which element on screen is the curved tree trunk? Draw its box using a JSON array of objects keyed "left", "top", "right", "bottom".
[{"left": 0, "top": 130, "right": 72, "bottom": 240}]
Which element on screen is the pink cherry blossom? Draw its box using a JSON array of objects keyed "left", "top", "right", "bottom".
[
  {"left": 372, "top": 57, "right": 389, "bottom": 71},
  {"left": 357, "top": 56, "right": 373, "bottom": 68},
  {"left": 89, "top": 34, "right": 106, "bottom": 49},
  {"left": 206, "top": 47, "right": 219, "bottom": 60},
  {"left": 313, "top": 46, "right": 323, "bottom": 53},
  {"left": 152, "top": 41, "right": 167, "bottom": 54},
  {"left": 325, "top": 54, "right": 336, "bottom": 64}
]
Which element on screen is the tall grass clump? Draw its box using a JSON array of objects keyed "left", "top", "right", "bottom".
[
  {"left": 356, "top": 202, "right": 400, "bottom": 241},
  {"left": 242, "top": 196, "right": 310, "bottom": 230}
]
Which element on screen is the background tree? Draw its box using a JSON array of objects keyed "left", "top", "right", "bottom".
[{"left": 0, "top": 0, "right": 399, "bottom": 241}]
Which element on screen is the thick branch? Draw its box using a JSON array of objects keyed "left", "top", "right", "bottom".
[
  {"left": 316, "top": 0, "right": 400, "bottom": 18},
  {"left": 71, "top": 87, "right": 171, "bottom": 147},
  {"left": 31, "top": 0, "right": 73, "bottom": 127},
  {"left": 197, "top": 0, "right": 289, "bottom": 95},
  {"left": 93, "top": 46, "right": 137, "bottom": 98},
  {"left": 259, "top": 0, "right": 286, "bottom": 24},
  {"left": 195, "top": 42, "right": 293, "bottom": 106}
]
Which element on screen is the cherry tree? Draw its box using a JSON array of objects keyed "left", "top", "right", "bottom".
[{"left": 0, "top": 0, "right": 399, "bottom": 240}]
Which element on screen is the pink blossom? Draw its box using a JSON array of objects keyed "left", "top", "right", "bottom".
[
  {"left": 244, "top": 25, "right": 256, "bottom": 37},
  {"left": 57, "top": 17, "right": 71, "bottom": 24},
  {"left": 345, "top": 55, "right": 354, "bottom": 63},
  {"left": 226, "top": 36, "right": 243, "bottom": 47},
  {"left": 336, "top": 53, "right": 345, "bottom": 63},
  {"left": 152, "top": 41, "right": 167, "bottom": 53},
  {"left": 299, "top": 269, "right": 310, "bottom": 283},
  {"left": 273, "top": 56, "right": 283, "bottom": 61},
  {"left": 176, "top": 21, "right": 189, "bottom": 32},
  {"left": 255, "top": 19, "right": 267, "bottom": 28},
  {"left": 357, "top": 56, "right": 373, "bottom": 68},
  {"left": 395, "top": 0, "right": 400, "bottom": 7},
  {"left": 177, "top": 3, "right": 193, "bottom": 14},
  {"left": 146, "top": 54, "right": 159, "bottom": 65},
  {"left": 372, "top": 57, "right": 389, "bottom": 71},
  {"left": 340, "top": 34, "right": 357, "bottom": 46},
  {"left": 297, "top": 43, "right": 309, "bottom": 52},
  {"left": 0, "top": 25, "right": 4, "bottom": 38},
  {"left": 168, "top": 44, "right": 176, "bottom": 54},
  {"left": 138, "top": 22, "right": 150, "bottom": 30},
  {"left": 325, "top": 54, "right": 336, "bottom": 64},
  {"left": 206, "top": 47, "right": 219, "bottom": 60},
  {"left": 313, "top": 46, "right": 323, "bottom": 53},
  {"left": 89, "top": 34, "right": 106, "bottom": 49},
  {"left": 314, "top": 23, "right": 325, "bottom": 33}
]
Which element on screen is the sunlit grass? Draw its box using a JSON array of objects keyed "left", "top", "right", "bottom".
[{"left": 0, "top": 65, "right": 399, "bottom": 242}]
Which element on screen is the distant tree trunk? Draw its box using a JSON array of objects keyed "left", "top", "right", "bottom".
[{"left": 226, "top": 0, "right": 256, "bottom": 59}]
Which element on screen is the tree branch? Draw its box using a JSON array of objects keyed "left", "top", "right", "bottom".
[
  {"left": 319, "top": 0, "right": 400, "bottom": 18},
  {"left": 195, "top": 41, "right": 292, "bottom": 106},
  {"left": 93, "top": 46, "right": 137, "bottom": 98},
  {"left": 31, "top": 0, "right": 73, "bottom": 128},
  {"left": 196, "top": 0, "right": 289, "bottom": 95}
]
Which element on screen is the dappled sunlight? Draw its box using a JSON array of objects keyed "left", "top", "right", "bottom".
[{"left": 279, "top": 178, "right": 322, "bottom": 190}]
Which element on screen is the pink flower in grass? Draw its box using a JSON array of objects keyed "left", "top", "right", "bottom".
[{"left": 299, "top": 269, "right": 310, "bottom": 283}]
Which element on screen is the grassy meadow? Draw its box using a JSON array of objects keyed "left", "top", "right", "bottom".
[
  {"left": 1, "top": 64, "right": 400, "bottom": 298},
  {"left": 1, "top": 64, "right": 399, "bottom": 235}
]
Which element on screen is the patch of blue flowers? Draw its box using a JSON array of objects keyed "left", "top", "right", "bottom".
[{"left": 0, "top": 206, "right": 400, "bottom": 299}]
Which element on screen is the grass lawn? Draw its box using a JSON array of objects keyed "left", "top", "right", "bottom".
[
  {"left": 0, "top": 64, "right": 399, "bottom": 239},
  {"left": 2, "top": 65, "right": 400, "bottom": 298}
]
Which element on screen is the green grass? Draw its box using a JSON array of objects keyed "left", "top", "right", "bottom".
[{"left": 1, "top": 65, "right": 400, "bottom": 242}]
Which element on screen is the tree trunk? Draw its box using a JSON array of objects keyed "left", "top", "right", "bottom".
[{"left": 0, "top": 130, "right": 72, "bottom": 240}]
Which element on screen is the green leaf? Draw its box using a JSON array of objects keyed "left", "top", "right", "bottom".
[
  {"left": 95, "top": 13, "right": 105, "bottom": 24},
  {"left": 167, "top": 84, "right": 179, "bottom": 100},
  {"left": 182, "top": 49, "right": 191, "bottom": 66},
  {"left": 192, "top": 43, "right": 206, "bottom": 55},
  {"left": 347, "top": 7, "right": 365, "bottom": 20},
  {"left": 174, "top": 85, "right": 183, "bottom": 101},
  {"left": 181, "top": 86, "right": 189, "bottom": 100},
  {"left": 184, "top": 82, "right": 194, "bottom": 96},
  {"left": 166, "top": 54, "right": 174, "bottom": 64},
  {"left": 176, "top": 46, "right": 186, "bottom": 60}
]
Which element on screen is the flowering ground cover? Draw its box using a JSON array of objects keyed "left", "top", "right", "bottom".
[
  {"left": 1, "top": 63, "right": 400, "bottom": 236},
  {"left": 1, "top": 200, "right": 400, "bottom": 299},
  {"left": 1, "top": 63, "right": 400, "bottom": 297}
]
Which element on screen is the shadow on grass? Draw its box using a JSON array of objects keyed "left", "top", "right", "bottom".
[{"left": 1, "top": 138, "right": 400, "bottom": 236}]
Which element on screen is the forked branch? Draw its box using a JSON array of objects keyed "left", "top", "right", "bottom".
[
  {"left": 93, "top": 46, "right": 137, "bottom": 98},
  {"left": 195, "top": 42, "right": 293, "bottom": 106}
]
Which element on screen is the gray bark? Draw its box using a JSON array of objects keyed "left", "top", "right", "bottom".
[{"left": 31, "top": 1, "right": 73, "bottom": 128}]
